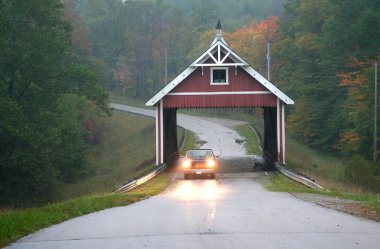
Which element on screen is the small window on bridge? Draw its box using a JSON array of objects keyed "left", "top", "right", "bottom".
[{"left": 211, "top": 67, "right": 228, "bottom": 85}]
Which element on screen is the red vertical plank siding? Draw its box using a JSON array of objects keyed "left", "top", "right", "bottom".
[
  {"left": 171, "top": 67, "right": 268, "bottom": 93},
  {"left": 163, "top": 67, "right": 277, "bottom": 108},
  {"left": 163, "top": 94, "right": 276, "bottom": 108}
]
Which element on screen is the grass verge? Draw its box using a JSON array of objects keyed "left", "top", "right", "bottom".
[
  {"left": 0, "top": 175, "right": 170, "bottom": 248},
  {"left": 180, "top": 129, "right": 198, "bottom": 155},
  {"left": 235, "top": 124, "right": 261, "bottom": 155},
  {"left": 263, "top": 173, "right": 380, "bottom": 213},
  {"left": 263, "top": 173, "right": 326, "bottom": 194}
]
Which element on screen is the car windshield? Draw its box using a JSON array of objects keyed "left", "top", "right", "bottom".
[{"left": 186, "top": 150, "right": 213, "bottom": 158}]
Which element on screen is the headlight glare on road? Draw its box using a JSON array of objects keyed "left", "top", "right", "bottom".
[
  {"left": 183, "top": 159, "right": 191, "bottom": 168},
  {"left": 207, "top": 159, "right": 215, "bottom": 168}
]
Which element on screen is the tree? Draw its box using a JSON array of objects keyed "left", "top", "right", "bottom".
[
  {"left": 228, "top": 16, "right": 280, "bottom": 76},
  {"left": 190, "top": 0, "right": 218, "bottom": 32},
  {"left": 79, "top": 0, "right": 129, "bottom": 66},
  {"left": 62, "top": 0, "right": 92, "bottom": 55},
  {"left": 0, "top": 0, "right": 108, "bottom": 204},
  {"left": 337, "top": 56, "right": 379, "bottom": 158},
  {"left": 274, "top": 0, "right": 380, "bottom": 159}
]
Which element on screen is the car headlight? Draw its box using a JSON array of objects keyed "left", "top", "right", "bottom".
[
  {"left": 183, "top": 159, "right": 191, "bottom": 168},
  {"left": 206, "top": 159, "right": 215, "bottom": 168}
]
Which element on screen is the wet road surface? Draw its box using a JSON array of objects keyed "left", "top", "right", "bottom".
[
  {"left": 7, "top": 172, "right": 380, "bottom": 249},
  {"left": 5, "top": 104, "right": 380, "bottom": 249}
]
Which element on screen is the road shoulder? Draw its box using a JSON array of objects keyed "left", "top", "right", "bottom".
[{"left": 292, "top": 193, "right": 380, "bottom": 222}]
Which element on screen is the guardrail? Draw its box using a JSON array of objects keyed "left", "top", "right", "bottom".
[
  {"left": 275, "top": 163, "right": 327, "bottom": 191},
  {"left": 113, "top": 164, "right": 167, "bottom": 194},
  {"left": 249, "top": 124, "right": 326, "bottom": 191}
]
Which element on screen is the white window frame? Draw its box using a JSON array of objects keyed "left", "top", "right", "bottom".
[{"left": 210, "top": 67, "right": 229, "bottom": 85}]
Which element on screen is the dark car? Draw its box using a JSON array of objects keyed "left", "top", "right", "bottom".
[{"left": 182, "top": 149, "right": 217, "bottom": 179}]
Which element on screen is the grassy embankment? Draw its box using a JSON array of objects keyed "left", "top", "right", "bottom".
[
  {"left": 59, "top": 111, "right": 158, "bottom": 199},
  {"left": 0, "top": 110, "right": 170, "bottom": 247},
  {"left": 249, "top": 117, "right": 376, "bottom": 194},
  {"left": 109, "top": 93, "right": 198, "bottom": 155},
  {"left": 235, "top": 124, "right": 262, "bottom": 155}
]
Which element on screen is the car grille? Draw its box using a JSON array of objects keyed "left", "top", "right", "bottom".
[{"left": 191, "top": 162, "right": 207, "bottom": 169}]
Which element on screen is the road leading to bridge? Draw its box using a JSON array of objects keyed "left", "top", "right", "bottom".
[
  {"left": 110, "top": 103, "right": 247, "bottom": 156},
  {"left": 7, "top": 172, "right": 380, "bottom": 249},
  {"left": 5, "top": 104, "right": 380, "bottom": 249}
]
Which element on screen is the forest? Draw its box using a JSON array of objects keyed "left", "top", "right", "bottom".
[
  {"left": 0, "top": 0, "right": 379, "bottom": 204},
  {"left": 76, "top": 0, "right": 379, "bottom": 160}
]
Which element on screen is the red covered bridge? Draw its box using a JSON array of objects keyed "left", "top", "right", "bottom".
[{"left": 146, "top": 21, "right": 294, "bottom": 167}]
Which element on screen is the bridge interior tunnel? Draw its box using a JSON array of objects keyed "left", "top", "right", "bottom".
[
  {"left": 263, "top": 107, "right": 278, "bottom": 163},
  {"left": 162, "top": 108, "right": 179, "bottom": 166},
  {"left": 160, "top": 106, "right": 279, "bottom": 170}
]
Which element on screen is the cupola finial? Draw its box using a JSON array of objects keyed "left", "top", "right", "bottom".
[
  {"left": 216, "top": 20, "right": 222, "bottom": 38},
  {"left": 211, "top": 20, "right": 228, "bottom": 46},
  {"left": 216, "top": 20, "right": 222, "bottom": 30}
]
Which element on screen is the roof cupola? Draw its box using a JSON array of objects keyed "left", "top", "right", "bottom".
[{"left": 211, "top": 20, "right": 228, "bottom": 46}]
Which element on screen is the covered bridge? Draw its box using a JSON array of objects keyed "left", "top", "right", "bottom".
[{"left": 146, "top": 21, "right": 294, "bottom": 167}]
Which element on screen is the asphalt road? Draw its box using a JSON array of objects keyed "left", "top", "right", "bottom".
[{"left": 5, "top": 104, "right": 380, "bottom": 249}]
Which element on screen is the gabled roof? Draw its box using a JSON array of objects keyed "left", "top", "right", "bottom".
[{"left": 146, "top": 38, "right": 294, "bottom": 107}]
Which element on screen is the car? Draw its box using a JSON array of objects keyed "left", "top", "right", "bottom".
[{"left": 182, "top": 149, "right": 218, "bottom": 179}]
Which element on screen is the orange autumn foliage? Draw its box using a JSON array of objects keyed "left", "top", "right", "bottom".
[
  {"left": 336, "top": 55, "right": 377, "bottom": 154},
  {"left": 338, "top": 130, "right": 361, "bottom": 150},
  {"left": 338, "top": 56, "right": 367, "bottom": 103},
  {"left": 338, "top": 72, "right": 365, "bottom": 87},
  {"left": 226, "top": 16, "right": 279, "bottom": 72},
  {"left": 231, "top": 15, "right": 279, "bottom": 43}
]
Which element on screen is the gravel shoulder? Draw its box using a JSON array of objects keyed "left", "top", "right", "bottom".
[{"left": 292, "top": 193, "right": 380, "bottom": 222}]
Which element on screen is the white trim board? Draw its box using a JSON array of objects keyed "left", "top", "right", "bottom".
[
  {"left": 167, "top": 91, "right": 271, "bottom": 96},
  {"left": 159, "top": 100, "right": 163, "bottom": 164}
]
